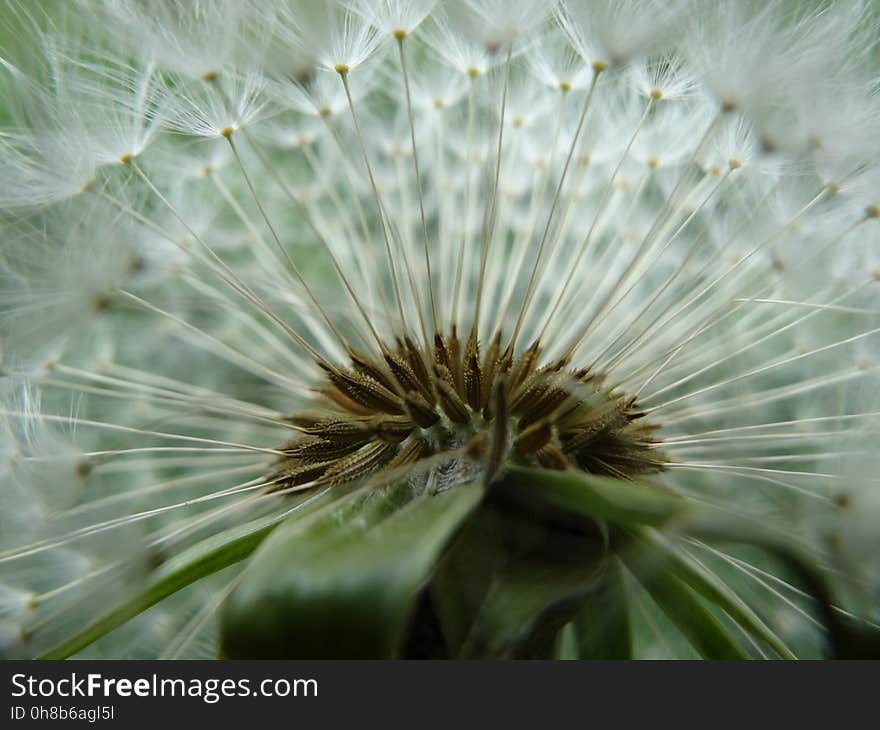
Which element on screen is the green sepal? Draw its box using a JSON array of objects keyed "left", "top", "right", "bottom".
[
  {"left": 39, "top": 508, "right": 293, "bottom": 659},
  {"left": 570, "top": 557, "right": 633, "bottom": 659},
  {"left": 220, "top": 481, "right": 484, "bottom": 658},
  {"left": 628, "top": 527, "right": 796, "bottom": 659},
  {"left": 680, "top": 512, "right": 880, "bottom": 659},
  {"left": 624, "top": 553, "right": 752, "bottom": 659},
  {"left": 501, "top": 465, "right": 687, "bottom": 527},
  {"left": 429, "top": 484, "right": 608, "bottom": 659}
]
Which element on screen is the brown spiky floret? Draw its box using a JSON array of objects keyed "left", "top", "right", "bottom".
[{"left": 268, "top": 331, "right": 666, "bottom": 492}]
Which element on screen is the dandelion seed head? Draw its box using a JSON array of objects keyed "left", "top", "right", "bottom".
[{"left": 1, "top": 0, "right": 879, "bottom": 658}]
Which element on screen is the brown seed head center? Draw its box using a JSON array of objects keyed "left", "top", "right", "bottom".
[{"left": 270, "top": 330, "right": 666, "bottom": 492}]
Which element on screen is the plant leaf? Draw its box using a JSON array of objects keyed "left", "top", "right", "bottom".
[{"left": 220, "top": 482, "right": 484, "bottom": 658}]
